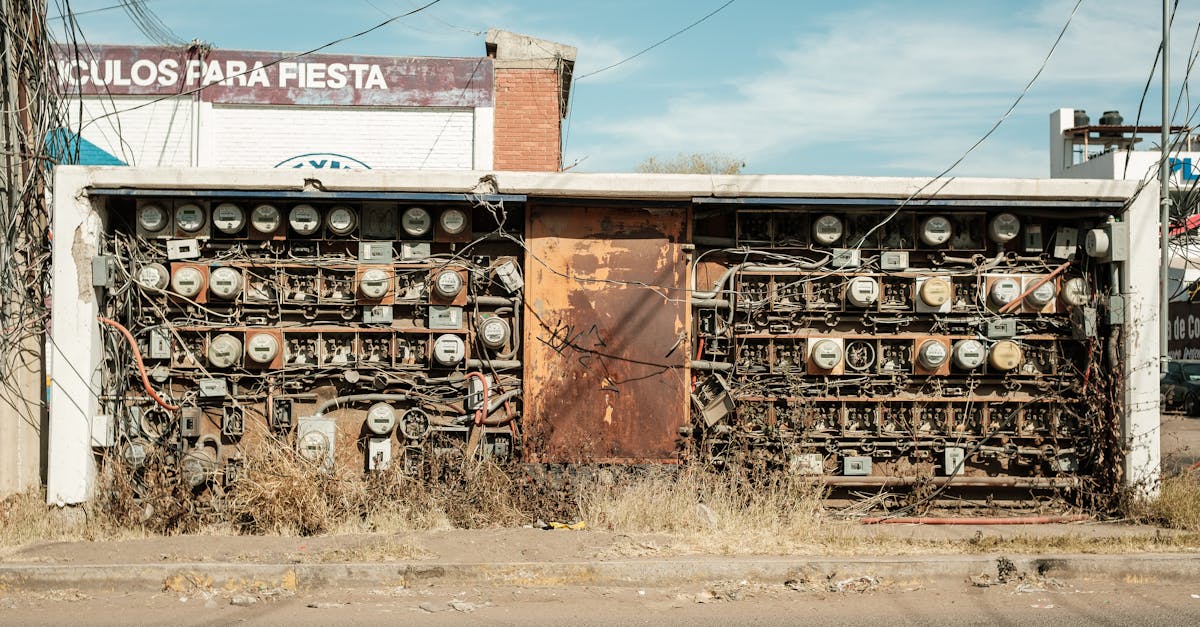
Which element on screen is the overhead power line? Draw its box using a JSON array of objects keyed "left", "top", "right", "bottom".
[
  {"left": 76, "top": 0, "right": 444, "bottom": 130},
  {"left": 575, "top": 0, "right": 740, "bottom": 81}
]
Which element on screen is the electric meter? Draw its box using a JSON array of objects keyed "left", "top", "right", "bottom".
[
  {"left": 917, "top": 340, "right": 948, "bottom": 369},
  {"left": 989, "top": 340, "right": 1023, "bottom": 371},
  {"left": 1061, "top": 277, "right": 1090, "bottom": 306},
  {"left": 988, "top": 213, "right": 1021, "bottom": 243},
  {"left": 1024, "top": 279, "right": 1056, "bottom": 308},
  {"left": 432, "top": 334, "right": 466, "bottom": 366},
  {"left": 919, "top": 277, "right": 952, "bottom": 307},
  {"left": 810, "top": 339, "right": 843, "bottom": 370},
  {"left": 1085, "top": 229, "right": 1110, "bottom": 258},
  {"left": 919, "top": 215, "right": 953, "bottom": 246},
  {"left": 433, "top": 269, "right": 464, "bottom": 299},
  {"left": 208, "top": 267, "right": 243, "bottom": 299},
  {"left": 170, "top": 266, "right": 204, "bottom": 298},
  {"left": 439, "top": 208, "right": 468, "bottom": 235},
  {"left": 298, "top": 431, "right": 331, "bottom": 462},
  {"left": 988, "top": 277, "right": 1021, "bottom": 307},
  {"left": 212, "top": 203, "right": 245, "bottom": 234},
  {"left": 137, "top": 263, "right": 169, "bottom": 290},
  {"left": 250, "top": 204, "right": 282, "bottom": 234},
  {"left": 359, "top": 268, "right": 390, "bottom": 299},
  {"left": 174, "top": 203, "right": 205, "bottom": 233},
  {"left": 245, "top": 332, "right": 280, "bottom": 365},
  {"left": 207, "top": 333, "right": 243, "bottom": 368},
  {"left": 401, "top": 207, "right": 432, "bottom": 237},
  {"left": 811, "top": 215, "right": 844, "bottom": 245},
  {"left": 844, "top": 276, "right": 880, "bottom": 307},
  {"left": 326, "top": 205, "right": 357, "bottom": 235},
  {"left": 479, "top": 316, "right": 512, "bottom": 349},
  {"left": 289, "top": 204, "right": 321, "bottom": 235},
  {"left": 365, "top": 402, "right": 397, "bottom": 435},
  {"left": 952, "top": 339, "right": 986, "bottom": 370},
  {"left": 137, "top": 203, "right": 168, "bottom": 232}
]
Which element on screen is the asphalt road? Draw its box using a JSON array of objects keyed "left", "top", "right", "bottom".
[{"left": 4, "top": 577, "right": 1199, "bottom": 626}]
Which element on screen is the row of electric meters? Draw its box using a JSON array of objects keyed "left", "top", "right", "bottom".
[{"left": 133, "top": 200, "right": 474, "bottom": 241}]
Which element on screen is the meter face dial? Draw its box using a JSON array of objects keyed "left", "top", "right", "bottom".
[
  {"left": 251, "top": 204, "right": 282, "bottom": 234},
  {"left": 359, "top": 268, "right": 390, "bottom": 299},
  {"left": 811, "top": 339, "right": 843, "bottom": 370},
  {"left": 138, "top": 204, "right": 168, "bottom": 232},
  {"left": 434, "top": 270, "right": 463, "bottom": 299},
  {"left": 1025, "top": 280, "right": 1056, "bottom": 307},
  {"left": 920, "top": 278, "right": 951, "bottom": 307},
  {"left": 207, "top": 333, "right": 242, "bottom": 368},
  {"left": 366, "top": 402, "right": 397, "bottom": 435},
  {"left": 209, "top": 267, "right": 243, "bottom": 299},
  {"left": 479, "top": 317, "right": 511, "bottom": 348},
  {"left": 326, "top": 206, "right": 357, "bottom": 235},
  {"left": 989, "top": 278, "right": 1021, "bottom": 306},
  {"left": 246, "top": 333, "right": 279, "bottom": 364},
  {"left": 432, "top": 334, "right": 465, "bottom": 365},
  {"left": 171, "top": 266, "right": 204, "bottom": 297},
  {"left": 952, "top": 339, "right": 986, "bottom": 370},
  {"left": 918, "top": 340, "right": 948, "bottom": 369},
  {"left": 213, "top": 203, "right": 245, "bottom": 234},
  {"left": 811, "top": 215, "right": 843, "bottom": 245},
  {"left": 988, "top": 213, "right": 1020, "bottom": 243},
  {"left": 402, "top": 207, "right": 432, "bottom": 237},
  {"left": 289, "top": 204, "right": 321, "bottom": 235},
  {"left": 138, "top": 263, "right": 169, "bottom": 290},
  {"left": 920, "top": 216, "right": 953, "bottom": 246},
  {"left": 175, "top": 204, "right": 205, "bottom": 233},
  {"left": 439, "top": 208, "right": 468, "bottom": 235}
]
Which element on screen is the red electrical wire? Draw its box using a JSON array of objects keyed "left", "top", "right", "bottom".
[
  {"left": 861, "top": 514, "right": 1090, "bottom": 525},
  {"left": 96, "top": 316, "right": 179, "bottom": 411}
]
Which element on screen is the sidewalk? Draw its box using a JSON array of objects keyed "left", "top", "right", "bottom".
[{"left": 1, "top": 523, "right": 1197, "bottom": 592}]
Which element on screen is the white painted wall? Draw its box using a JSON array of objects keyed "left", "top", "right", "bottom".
[
  {"left": 71, "top": 97, "right": 486, "bottom": 171},
  {"left": 69, "top": 96, "right": 194, "bottom": 167}
]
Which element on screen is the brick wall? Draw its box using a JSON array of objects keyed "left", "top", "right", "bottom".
[{"left": 493, "top": 68, "right": 562, "bottom": 171}]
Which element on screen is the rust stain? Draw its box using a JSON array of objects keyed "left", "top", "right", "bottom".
[{"left": 524, "top": 202, "right": 689, "bottom": 462}]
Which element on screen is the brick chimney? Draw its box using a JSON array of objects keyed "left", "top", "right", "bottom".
[{"left": 485, "top": 30, "right": 576, "bottom": 172}]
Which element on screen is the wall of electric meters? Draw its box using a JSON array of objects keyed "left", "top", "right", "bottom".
[
  {"left": 92, "top": 193, "right": 525, "bottom": 487},
  {"left": 687, "top": 203, "right": 1127, "bottom": 491},
  {"left": 85, "top": 188, "right": 1131, "bottom": 497}
]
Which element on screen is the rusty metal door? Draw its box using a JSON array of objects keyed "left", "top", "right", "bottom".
[{"left": 523, "top": 201, "right": 689, "bottom": 462}]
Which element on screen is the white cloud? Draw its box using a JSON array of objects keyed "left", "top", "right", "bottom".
[{"left": 575, "top": 0, "right": 1199, "bottom": 176}]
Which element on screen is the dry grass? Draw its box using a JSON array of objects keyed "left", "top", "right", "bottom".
[
  {"left": 220, "top": 437, "right": 526, "bottom": 536},
  {"left": 1138, "top": 472, "right": 1200, "bottom": 531},
  {"left": 577, "top": 468, "right": 827, "bottom": 553}
]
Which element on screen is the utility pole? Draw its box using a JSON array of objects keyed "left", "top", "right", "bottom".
[
  {"left": 1161, "top": 0, "right": 1172, "bottom": 369},
  {"left": 0, "top": 0, "right": 50, "bottom": 497}
]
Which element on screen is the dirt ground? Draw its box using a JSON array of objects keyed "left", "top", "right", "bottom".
[{"left": 2, "top": 575, "right": 1199, "bottom": 626}]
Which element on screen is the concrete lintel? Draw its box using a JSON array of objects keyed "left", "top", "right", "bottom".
[{"left": 485, "top": 29, "right": 577, "bottom": 70}]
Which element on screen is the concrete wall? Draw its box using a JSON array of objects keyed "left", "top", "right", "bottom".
[{"left": 46, "top": 167, "right": 1160, "bottom": 504}]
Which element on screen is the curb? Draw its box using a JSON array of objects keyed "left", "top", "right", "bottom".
[{"left": 1, "top": 554, "right": 1199, "bottom": 592}]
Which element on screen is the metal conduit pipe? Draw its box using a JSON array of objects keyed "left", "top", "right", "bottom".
[
  {"left": 469, "top": 295, "right": 515, "bottom": 307},
  {"left": 465, "top": 358, "right": 522, "bottom": 370},
  {"left": 312, "top": 393, "right": 410, "bottom": 417},
  {"left": 691, "top": 359, "right": 735, "bottom": 372},
  {"left": 691, "top": 298, "right": 731, "bottom": 309}
]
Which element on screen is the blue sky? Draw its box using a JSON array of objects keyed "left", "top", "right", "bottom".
[{"left": 50, "top": 0, "right": 1200, "bottom": 177}]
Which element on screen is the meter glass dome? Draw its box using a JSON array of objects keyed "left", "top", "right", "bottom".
[
  {"left": 439, "top": 208, "right": 468, "bottom": 235},
  {"left": 289, "top": 204, "right": 321, "bottom": 235},
  {"left": 213, "top": 203, "right": 245, "bottom": 234},
  {"left": 250, "top": 204, "right": 282, "bottom": 234},
  {"left": 138, "top": 203, "right": 168, "bottom": 232},
  {"left": 175, "top": 204, "right": 205, "bottom": 232},
  {"left": 401, "top": 207, "right": 432, "bottom": 237}
]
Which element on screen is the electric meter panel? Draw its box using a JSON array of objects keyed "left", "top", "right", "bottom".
[
  {"left": 96, "top": 193, "right": 526, "bottom": 486},
  {"left": 693, "top": 198, "right": 1121, "bottom": 491}
]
